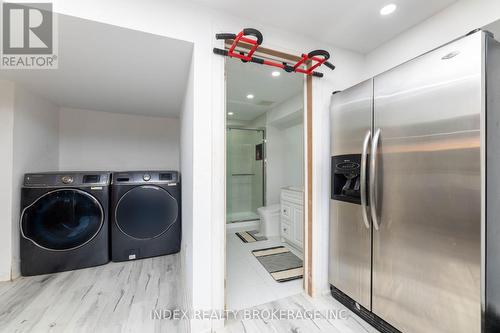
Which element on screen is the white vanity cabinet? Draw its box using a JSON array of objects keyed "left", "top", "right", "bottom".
[{"left": 280, "top": 187, "right": 304, "bottom": 250}]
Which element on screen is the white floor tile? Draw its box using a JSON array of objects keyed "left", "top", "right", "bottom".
[{"left": 225, "top": 229, "right": 304, "bottom": 310}]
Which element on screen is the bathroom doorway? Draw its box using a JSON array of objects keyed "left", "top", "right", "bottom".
[
  {"left": 224, "top": 48, "right": 307, "bottom": 310},
  {"left": 226, "top": 128, "right": 265, "bottom": 223}
]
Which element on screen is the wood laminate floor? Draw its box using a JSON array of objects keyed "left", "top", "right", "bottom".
[
  {"left": 220, "top": 293, "right": 380, "bottom": 333},
  {"left": 0, "top": 254, "right": 188, "bottom": 333},
  {"left": 0, "top": 253, "right": 379, "bottom": 333}
]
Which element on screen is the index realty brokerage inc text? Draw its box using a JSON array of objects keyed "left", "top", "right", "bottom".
[{"left": 151, "top": 308, "right": 349, "bottom": 320}]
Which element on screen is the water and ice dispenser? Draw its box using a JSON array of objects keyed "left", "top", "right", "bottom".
[{"left": 331, "top": 155, "right": 362, "bottom": 204}]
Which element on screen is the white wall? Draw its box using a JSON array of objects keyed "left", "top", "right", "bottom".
[
  {"left": 283, "top": 124, "right": 304, "bottom": 188},
  {"left": 226, "top": 119, "right": 250, "bottom": 127},
  {"left": 11, "top": 87, "right": 60, "bottom": 279},
  {"left": 59, "top": 107, "right": 180, "bottom": 171},
  {"left": 268, "top": 94, "right": 304, "bottom": 194},
  {"left": 180, "top": 54, "right": 195, "bottom": 319},
  {"left": 0, "top": 83, "right": 59, "bottom": 281},
  {"left": 264, "top": 123, "right": 286, "bottom": 205},
  {"left": 267, "top": 94, "right": 303, "bottom": 126},
  {"left": 365, "top": 0, "right": 500, "bottom": 77},
  {"left": 257, "top": 94, "right": 305, "bottom": 206},
  {"left": 0, "top": 81, "right": 15, "bottom": 281}
]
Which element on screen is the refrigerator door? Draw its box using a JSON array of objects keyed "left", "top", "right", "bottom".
[
  {"left": 372, "top": 33, "right": 483, "bottom": 332},
  {"left": 486, "top": 34, "right": 500, "bottom": 332},
  {"left": 329, "top": 79, "right": 372, "bottom": 310}
]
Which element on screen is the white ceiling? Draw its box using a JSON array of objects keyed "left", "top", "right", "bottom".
[
  {"left": 226, "top": 60, "right": 302, "bottom": 121},
  {"left": 192, "top": 0, "right": 457, "bottom": 53},
  {"left": 0, "top": 14, "right": 193, "bottom": 117}
]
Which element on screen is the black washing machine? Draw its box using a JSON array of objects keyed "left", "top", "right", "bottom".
[
  {"left": 20, "top": 172, "right": 110, "bottom": 276},
  {"left": 111, "top": 171, "right": 181, "bottom": 262}
]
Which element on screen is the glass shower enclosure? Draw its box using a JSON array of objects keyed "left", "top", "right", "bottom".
[{"left": 226, "top": 128, "right": 265, "bottom": 223}]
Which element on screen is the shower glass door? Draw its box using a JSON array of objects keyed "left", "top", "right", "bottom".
[{"left": 226, "top": 128, "right": 265, "bottom": 223}]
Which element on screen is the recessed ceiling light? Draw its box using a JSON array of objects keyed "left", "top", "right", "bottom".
[
  {"left": 246, "top": 94, "right": 254, "bottom": 99},
  {"left": 271, "top": 71, "right": 281, "bottom": 77},
  {"left": 227, "top": 112, "right": 234, "bottom": 116},
  {"left": 380, "top": 4, "right": 397, "bottom": 16}
]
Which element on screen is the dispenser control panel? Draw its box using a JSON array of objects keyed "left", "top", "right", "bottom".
[{"left": 331, "top": 154, "right": 362, "bottom": 204}]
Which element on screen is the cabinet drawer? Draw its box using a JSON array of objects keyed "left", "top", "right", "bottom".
[
  {"left": 281, "top": 223, "right": 291, "bottom": 239},
  {"left": 281, "top": 203, "right": 292, "bottom": 218}
]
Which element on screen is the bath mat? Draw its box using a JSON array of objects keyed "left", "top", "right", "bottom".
[
  {"left": 235, "top": 230, "right": 267, "bottom": 243},
  {"left": 252, "top": 246, "right": 303, "bottom": 282}
]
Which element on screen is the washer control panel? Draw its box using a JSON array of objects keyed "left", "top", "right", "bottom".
[
  {"left": 24, "top": 172, "right": 111, "bottom": 187},
  {"left": 61, "top": 175, "right": 74, "bottom": 184}
]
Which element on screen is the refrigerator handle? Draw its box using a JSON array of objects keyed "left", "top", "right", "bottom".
[
  {"left": 360, "top": 130, "right": 371, "bottom": 229},
  {"left": 370, "top": 128, "right": 381, "bottom": 230}
]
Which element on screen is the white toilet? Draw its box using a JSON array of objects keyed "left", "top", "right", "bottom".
[{"left": 257, "top": 204, "right": 281, "bottom": 237}]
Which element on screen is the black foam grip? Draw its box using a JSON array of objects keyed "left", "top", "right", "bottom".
[
  {"left": 250, "top": 57, "right": 265, "bottom": 64},
  {"left": 308, "top": 49, "right": 330, "bottom": 60},
  {"left": 243, "top": 28, "right": 263, "bottom": 45},
  {"left": 324, "top": 61, "right": 336, "bottom": 70},
  {"left": 239, "top": 52, "right": 249, "bottom": 63},
  {"left": 283, "top": 64, "right": 294, "bottom": 73},
  {"left": 216, "top": 33, "right": 237, "bottom": 40},
  {"left": 213, "top": 48, "right": 229, "bottom": 56},
  {"left": 312, "top": 72, "right": 324, "bottom": 78}
]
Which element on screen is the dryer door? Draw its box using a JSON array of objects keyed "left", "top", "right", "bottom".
[
  {"left": 115, "top": 185, "right": 178, "bottom": 239},
  {"left": 21, "top": 189, "right": 104, "bottom": 251}
]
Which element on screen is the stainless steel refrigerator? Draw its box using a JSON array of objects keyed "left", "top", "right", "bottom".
[{"left": 329, "top": 30, "right": 500, "bottom": 333}]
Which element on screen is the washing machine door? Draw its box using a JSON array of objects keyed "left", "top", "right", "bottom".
[
  {"left": 115, "top": 185, "right": 178, "bottom": 239},
  {"left": 21, "top": 189, "right": 104, "bottom": 251}
]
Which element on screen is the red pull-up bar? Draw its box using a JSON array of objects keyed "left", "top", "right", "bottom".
[{"left": 213, "top": 28, "right": 335, "bottom": 78}]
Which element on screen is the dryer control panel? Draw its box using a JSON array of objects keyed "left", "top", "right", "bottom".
[{"left": 112, "top": 171, "right": 179, "bottom": 185}]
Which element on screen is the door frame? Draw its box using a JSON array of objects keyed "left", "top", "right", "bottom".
[{"left": 223, "top": 40, "right": 314, "bottom": 297}]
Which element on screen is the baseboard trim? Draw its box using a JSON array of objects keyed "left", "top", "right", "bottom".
[{"left": 11, "top": 258, "right": 21, "bottom": 280}]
